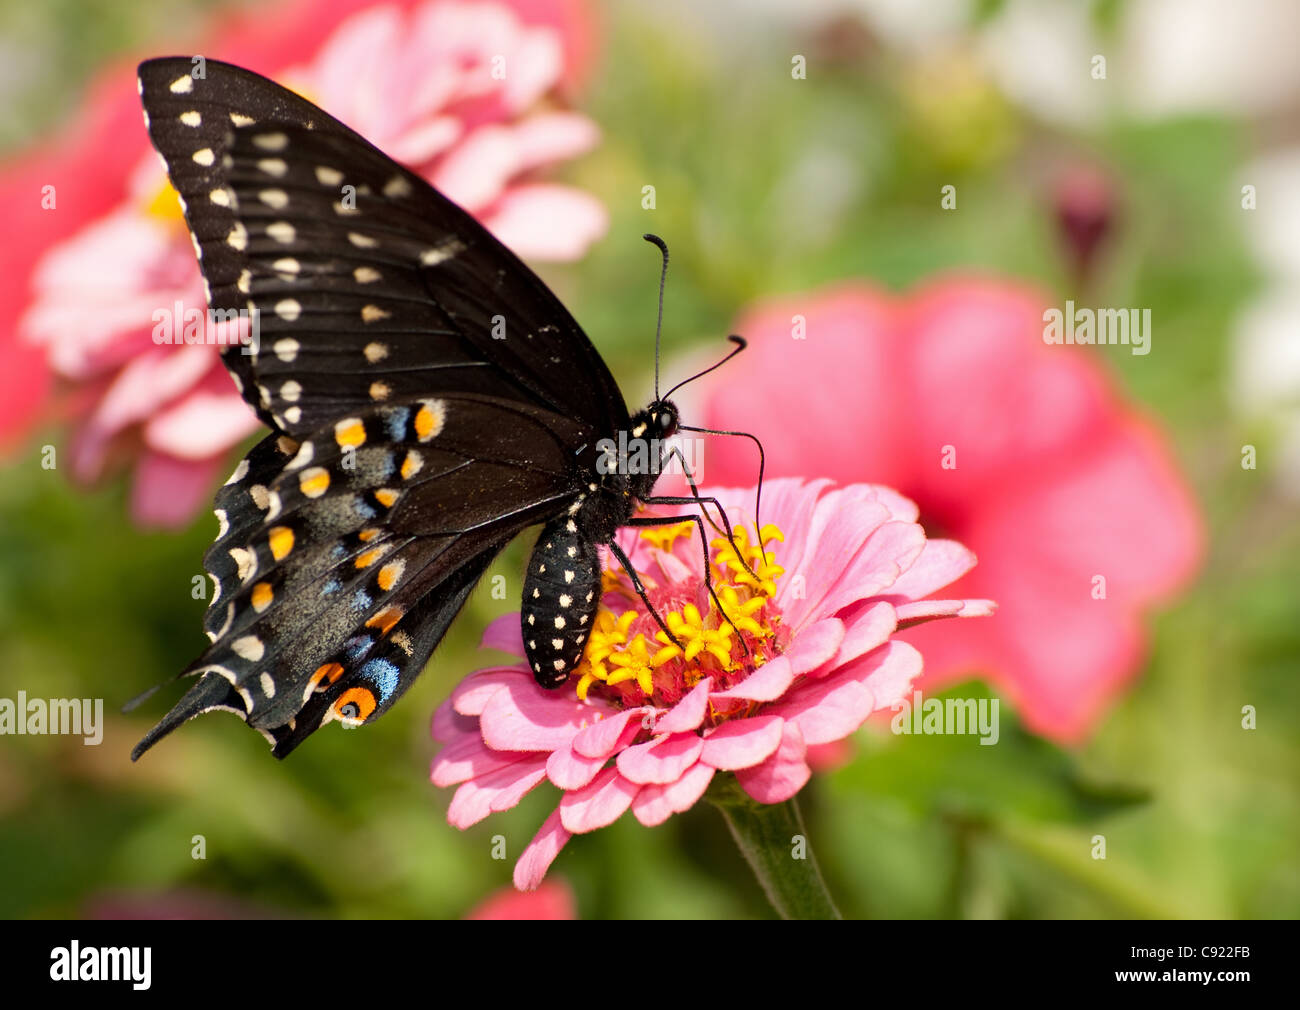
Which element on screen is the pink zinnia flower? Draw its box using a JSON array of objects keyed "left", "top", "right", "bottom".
[
  {"left": 14, "top": 0, "right": 604, "bottom": 527},
  {"left": 683, "top": 279, "right": 1204, "bottom": 742},
  {"left": 431, "top": 478, "right": 994, "bottom": 890}
]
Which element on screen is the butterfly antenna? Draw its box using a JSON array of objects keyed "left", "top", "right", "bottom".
[
  {"left": 644, "top": 233, "right": 670, "bottom": 400},
  {"left": 664, "top": 333, "right": 768, "bottom": 574},
  {"left": 662, "top": 335, "right": 748, "bottom": 402}
]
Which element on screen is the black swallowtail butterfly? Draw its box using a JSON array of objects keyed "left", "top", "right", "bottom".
[{"left": 129, "top": 57, "right": 755, "bottom": 759}]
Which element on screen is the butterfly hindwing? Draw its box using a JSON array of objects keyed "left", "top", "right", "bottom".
[{"left": 264, "top": 541, "right": 508, "bottom": 758}]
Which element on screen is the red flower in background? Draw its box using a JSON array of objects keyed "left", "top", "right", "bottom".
[
  {"left": 465, "top": 880, "right": 575, "bottom": 918},
  {"left": 3, "top": 0, "right": 602, "bottom": 526},
  {"left": 686, "top": 278, "right": 1203, "bottom": 742}
]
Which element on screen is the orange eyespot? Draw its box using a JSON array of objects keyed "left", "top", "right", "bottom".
[{"left": 332, "top": 686, "right": 376, "bottom": 723}]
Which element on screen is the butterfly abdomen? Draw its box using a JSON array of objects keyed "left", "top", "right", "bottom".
[{"left": 521, "top": 514, "right": 601, "bottom": 688}]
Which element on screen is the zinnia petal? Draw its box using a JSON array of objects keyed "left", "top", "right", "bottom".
[
  {"left": 631, "top": 762, "right": 716, "bottom": 827},
  {"left": 514, "top": 808, "right": 571, "bottom": 892},
  {"left": 559, "top": 767, "right": 639, "bottom": 833},
  {"left": 735, "top": 721, "right": 811, "bottom": 804},
  {"left": 615, "top": 732, "right": 704, "bottom": 785},
  {"left": 700, "top": 715, "right": 785, "bottom": 771}
]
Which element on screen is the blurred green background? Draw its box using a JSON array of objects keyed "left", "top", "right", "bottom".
[{"left": 0, "top": 0, "right": 1297, "bottom": 918}]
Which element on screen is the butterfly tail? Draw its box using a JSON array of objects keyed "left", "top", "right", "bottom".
[{"left": 130, "top": 671, "right": 248, "bottom": 761}]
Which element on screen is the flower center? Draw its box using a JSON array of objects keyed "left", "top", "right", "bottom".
[{"left": 573, "top": 521, "right": 788, "bottom": 723}]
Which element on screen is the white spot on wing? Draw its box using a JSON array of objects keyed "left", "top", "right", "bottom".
[
  {"left": 232, "top": 636, "right": 265, "bottom": 662},
  {"left": 420, "top": 239, "right": 465, "bottom": 265},
  {"left": 383, "top": 175, "right": 412, "bottom": 198}
]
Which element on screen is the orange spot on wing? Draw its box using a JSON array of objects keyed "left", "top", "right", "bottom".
[
  {"left": 268, "top": 526, "right": 294, "bottom": 560},
  {"left": 251, "top": 582, "right": 273, "bottom": 611},
  {"left": 366, "top": 606, "right": 403, "bottom": 634}
]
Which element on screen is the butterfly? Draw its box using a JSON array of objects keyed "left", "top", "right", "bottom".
[{"left": 129, "top": 57, "right": 756, "bottom": 760}]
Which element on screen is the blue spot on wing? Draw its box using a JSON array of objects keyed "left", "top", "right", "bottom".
[
  {"left": 386, "top": 407, "right": 410, "bottom": 442},
  {"left": 342, "top": 635, "right": 372, "bottom": 662},
  {"left": 360, "top": 658, "right": 400, "bottom": 700}
]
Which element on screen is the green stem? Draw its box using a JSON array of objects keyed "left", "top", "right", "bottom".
[{"left": 709, "top": 781, "right": 841, "bottom": 920}]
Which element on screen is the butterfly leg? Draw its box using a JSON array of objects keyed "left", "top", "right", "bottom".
[
  {"left": 644, "top": 446, "right": 760, "bottom": 583},
  {"left": 679, "top": 422, "right": 771, "bottom": 567},
  {"left": 640, "top": 491, "right": 760, "bottom": 585},
  {"left": 604, "top": 538, "right": 686, "bottom": 650},
  {"left": 623, "top": 512, "right": 751, "bottom": 658}
]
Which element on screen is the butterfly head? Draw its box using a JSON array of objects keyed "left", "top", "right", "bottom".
[{"left": 647, "top": 399, "right": 679, "bottom": 439}]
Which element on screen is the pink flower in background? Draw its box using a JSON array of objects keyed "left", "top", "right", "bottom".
[
  {"left": 12, "top": 0, "right": 604, "bottom": 527},
  {"left": 431, "top": 478, "right": 994, "bottom": 890},
  {"left": 465, "top": 879, "right": 576, "bottom": 918},
  {"left": 686, "top": 279, "right": 1203, "bottom": 742}
]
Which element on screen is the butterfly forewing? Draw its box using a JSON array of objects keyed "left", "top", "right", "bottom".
[{"left": 137, "top": 57, "right": 627, "bottom": 436}]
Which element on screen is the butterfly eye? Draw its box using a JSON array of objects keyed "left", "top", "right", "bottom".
[{"left": 332, "top": 687, "right": 376, "bottom": 724}]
